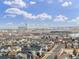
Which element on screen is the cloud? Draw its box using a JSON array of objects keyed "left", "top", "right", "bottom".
[
  {"left": 74, "top": 17, "right": 79, "bottom": 24},
  {"left": 53, "top": 15, "right": 68, "bottom": 22},
  {"left": 4, "top": 0, "right": 27, "bottom": 8},
  {"left": 59, "top": 0, "right": 72, "bottom": 7},
  {"left": 30, "top": 1, "right": 36, "bottom": 5},
  {"left": 61, "top": 1, "right": 72, "bottom": 7},
  {"left": 5, "top": 8, "right": 52, "bottom": 20},
  {"left": 5, "top": 8, "right": 22, "bottom": 15},
  {"left": 69, "top": 17, "right": 79, "bottom": 24},
  {"left": 4, "top": 0, "right": 37, "bottom": 8},
  {"left": 36, "top": 13, "right": 52, "bottom": 20}
]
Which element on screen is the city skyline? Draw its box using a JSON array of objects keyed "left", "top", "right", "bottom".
[{"left": 0, "top": 0, "right": 79, "bottom": 28}]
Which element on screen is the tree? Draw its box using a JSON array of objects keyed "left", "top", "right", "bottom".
[
  {"left": 73, "top": 49, "right": 77, "bottom": 56},
  {"left": 71, "top": 43, "right": 74, "bottom": 48},
  {"left": 72, "top": 39, "right": 75, "bottom": 42},
  {"left": 65, "top": 42, "right": 67, "bottom": 48}
]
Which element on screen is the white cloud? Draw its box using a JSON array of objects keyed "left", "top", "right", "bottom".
[
  {"left": 36, "top": 13, "right": 52, "bottom": 20},
  {"left": 4, "top": 0, "right": 37, "bottom": 8},
  {"left": 23, "top": 12, "right": 52, "bottom": 20},
  {"left": 75, "top": 17, "right": 79, "bottom": 24},
  {"left": 4, "top": 8, "right": 22, "bottom": 18},
  {"left": 66, "top": 16, "right": 79, "bottom": 26},
  {"left": 61, "top": 1, "right": 72, "bottom": 7},
  {"left": 4, "top": 0, "right": 27, "bottom": 8},
  {"left": 69, "top": 17, "right": 79, "bottom": 24},
  {"left": 54, "top": 15, "right": 68, "bottom": 22},
  {"left": 30, "top": 1, "right": 36, "bottom": 5},
  {"left": 5, "top": 8, "right": 22, "bottom": 15},
  {"left": 5, "top": 8, "right": 52, "bottom": 20}
]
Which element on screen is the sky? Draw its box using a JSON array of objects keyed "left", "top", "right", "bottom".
[{"left": 0, "top": 0, "right": 79, "bottom": 28}]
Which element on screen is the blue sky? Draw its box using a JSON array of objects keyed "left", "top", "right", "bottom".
[{"left": 0, "top": 0, "right": 79, "bottom": 28}]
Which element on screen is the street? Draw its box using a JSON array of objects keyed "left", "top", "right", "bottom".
[{"left": 46, "top": 43, "right": 64, "bottom": 59}]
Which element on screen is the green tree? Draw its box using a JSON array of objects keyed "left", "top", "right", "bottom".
[
  {"left": 73, "top": 49, "right": 77, "bottom": 56},
  {"left": 65, "top": 42, "right": 67, "bottom": 48},
  {"left": 71, "top": 43, "right": 74, "bottom": 48}
]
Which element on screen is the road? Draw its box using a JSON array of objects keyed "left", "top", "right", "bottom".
[
  {"left": 42, "top": 44, "right": 58, "bottom": 59},
  {"left": 46, "top": 43, "right": 64, "bottom": 59}
]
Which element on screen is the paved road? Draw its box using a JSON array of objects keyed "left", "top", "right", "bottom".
[
  {"left": 42, "top": 44, "right": 58, "bottom": 59},
  {"left": 46, "top": 44, "right": 64, "bottom": 59}
]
